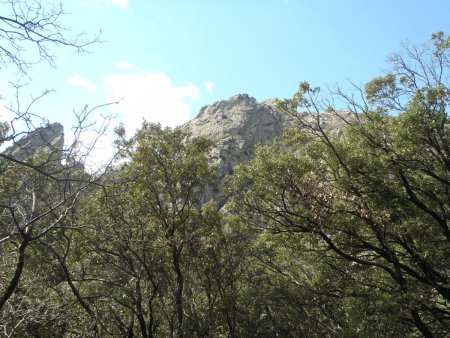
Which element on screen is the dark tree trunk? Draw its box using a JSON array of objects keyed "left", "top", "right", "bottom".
[{"left": 0, "top": 239, "right": 28, "bottom": 309}]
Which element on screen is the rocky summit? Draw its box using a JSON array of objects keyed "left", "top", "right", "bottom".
[
  {"left": 182, "top": 94, "right": 351, "bottom": 205},
  {"left": 4, "top": 122, "right": 64, "bottom": 161},
  {"left": 4, "top": 95, "right": 348, "bottom": 205},
  {"left": 182, "top": 94, "right": 294, "bottom": 205}
]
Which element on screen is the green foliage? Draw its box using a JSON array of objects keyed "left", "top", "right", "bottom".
[
  {"left": 51, "top": 122, "right": 227, "bottom": 336},
  {"left": 230, "top": 33, "right": 450, "bottom": 337},
  {"left": 2, "top": 33, "right": 450, "bottom": 338},
  {"left": 0, "top": 121, "right": 8, "bottom": 145}
]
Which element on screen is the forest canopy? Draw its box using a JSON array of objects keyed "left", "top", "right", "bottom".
[{"left": 0, "top": 2, "right": 449, "bottom": 336}]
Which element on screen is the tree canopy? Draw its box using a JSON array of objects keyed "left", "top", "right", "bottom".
[
  {"left": 0, "top": 7, "right": 449, "bottom": 335},
  {"left": 230, "top": 32, "right": 450, "bottom": 337}
]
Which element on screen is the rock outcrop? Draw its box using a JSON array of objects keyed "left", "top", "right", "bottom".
[
  {"left": 3, "top": 95, "right": 349, "bottom": 207},
  {"left": 4, "top": 123, "right": 64, "bottom": 161},
  {"left": 182, "top": 94, "right": 293, "bottom": 205},
  {"left": 183, "top": 94, "right": 350, "bottom": 205}
]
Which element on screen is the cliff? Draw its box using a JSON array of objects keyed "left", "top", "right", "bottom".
[{"left": 4, "top": 122, "right": 64, "bottom": 161}]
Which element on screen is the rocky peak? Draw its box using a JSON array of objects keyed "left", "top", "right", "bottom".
[
  {"left": 5, "top": 122, "right": 64, "bottom": 161},
  {"left": 1, "top": 96, "right": 347, "bottom": 207},
  {"left": 183, "top": 94, "right": 352, "bottom": 206},
  {"left": 184, "top": 93, "right": 291, "bottom": 143},
  {"left": 183, "top": 94, "right": 294, "bottom": 205}
]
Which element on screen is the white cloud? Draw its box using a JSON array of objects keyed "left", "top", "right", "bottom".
[
  {"left": 116, "top": 60, "right": 133, "bottom": 69},
  {"left": 64, "top": 128, "right": 114, "bottom": 172},
  {"left": 61, "top": 110, "right": 119, "bottom": 171},
  {"left": 205, "top": 81, "right": 214, "bottom": 94},
  {"left": 104, "top": 71, "right": 200, "bottom": 133},
  {"left": 69, "top": 74, "right": 98, "bottom": 91}
]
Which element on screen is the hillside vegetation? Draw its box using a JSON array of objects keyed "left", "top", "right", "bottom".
[{"left": 1, "top": 15, "right": 449, "bottom": 338}]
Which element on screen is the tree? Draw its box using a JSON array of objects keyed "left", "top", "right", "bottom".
[
  {"left": 0, "top": 105, "right": 113, "bottom": 336},
  {"left": 52, "top": 123, "right": 222, "bottom": 337},
  {"left": 0, "top": 0, "right": 99, "bottom": 75},
  {"left": 0, "top": 1, "right": 108, "bottom": 335},
  {"left": 231, "top": 32, "right": 450, "bottom": 337}
]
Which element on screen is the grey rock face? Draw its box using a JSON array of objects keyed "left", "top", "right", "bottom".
[
  {"left": 1, "top": 96, "right": 347, "bottom": 207},
  {"left": 5, "top": 123, "right": 64, "bottom": 161},
  {"left": 183, "top": 94, "right": 351, "bottom": 206},
  {"left": 183, "top": 94, "right": 294, "bottom": 205}
]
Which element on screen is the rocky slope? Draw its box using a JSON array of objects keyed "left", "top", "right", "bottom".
[
  {"left": 4, "top": 95, "right": 348, "bottom": 206},
  {"left": 182, "top": 94, "right": 294, "bottom": 205},
  {"left": 4, "top": 123, "right": 64, "bottom": 161},
  {"left": 182, "top": 94, "right": 351, "bottom": 205}
]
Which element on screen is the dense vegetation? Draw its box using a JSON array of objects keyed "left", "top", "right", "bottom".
[{"left": 0, "top": 2, "right": 449, "bottom": 336}]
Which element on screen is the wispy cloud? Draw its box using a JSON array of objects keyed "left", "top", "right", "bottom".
[
  {"left": 116, "top": 60, "right": 133, "bottom": 69},
  {"left": 69, "top": 74, "right": 98, "bottom": 91},
  {"left": 104, "top": 71, "right": 200, "bottom": 133},
  {"left": 205, "top": 81, "right": 214, "bottom": 94},
  {"left": 63, "top": 115, "right": 115, "bottom": 171}
]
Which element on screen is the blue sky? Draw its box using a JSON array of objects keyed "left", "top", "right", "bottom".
[{"left": 1, "top": 0, "right": 450, "bottom": 163}]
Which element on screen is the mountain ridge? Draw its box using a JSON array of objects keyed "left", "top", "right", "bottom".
[{"left": 4, "top": 94, "right": 348, "bottom": 205}]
